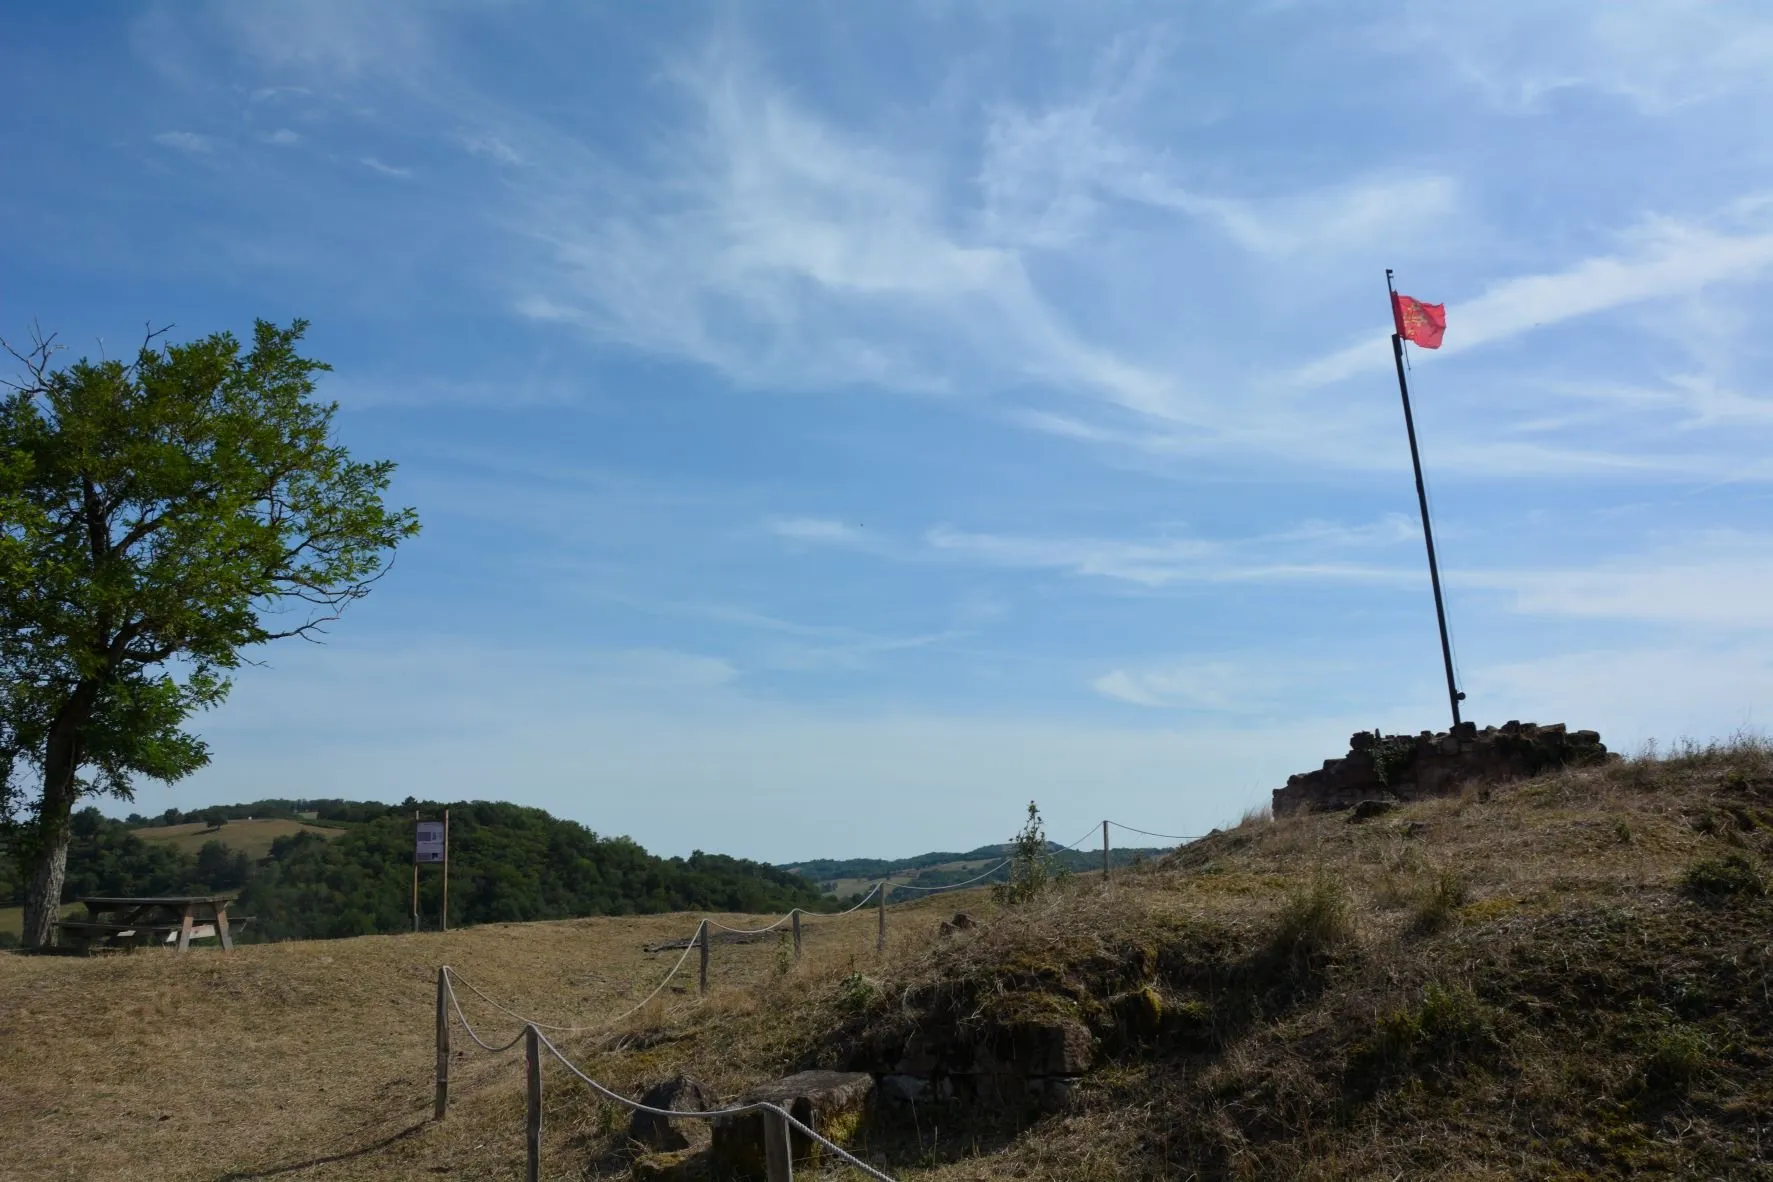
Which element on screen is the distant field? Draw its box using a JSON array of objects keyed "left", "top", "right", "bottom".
[
  {"left": 824, "top": 856, "right": 1002, "bottom": 899},
  {"left": 0, "top": 903, "right": 80, "bottom": 938},
  {"left": 134, "top": 817, "right": 345, "bottom": 858}
]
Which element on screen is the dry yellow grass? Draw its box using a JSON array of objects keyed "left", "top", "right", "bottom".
[
  {"left": 132, "top": 817, "right": 345, "bottom": 858},
  {"left": 4, "top": 741, "right": 1771, "bottom": 1180},
  {"left": 0, "top": 896, "right": 961, "bottom": 1181}
]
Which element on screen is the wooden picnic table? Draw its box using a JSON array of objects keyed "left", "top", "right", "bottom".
[{"left": 58, "top": 895, "right": 239, "bottom": 952}]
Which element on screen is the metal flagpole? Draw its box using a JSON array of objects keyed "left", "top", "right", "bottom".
[{"left": 1386, "top": 269, "right": 1464, "bottom": 729}]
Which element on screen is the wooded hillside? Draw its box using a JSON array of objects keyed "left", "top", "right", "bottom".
[{"left": 0, "top": 800, "right": 831, "bottom": 943}]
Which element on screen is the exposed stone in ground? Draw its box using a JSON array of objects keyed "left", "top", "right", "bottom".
[
  {"left": 630, "top": 1075, "right": 719, "bottom": 1152},
  {"left": 709, "top": 1070, "right": 873, "bottom": 1180},
  {"left": 1274, "top": 721, "right": 1609, "bottom": 814}
]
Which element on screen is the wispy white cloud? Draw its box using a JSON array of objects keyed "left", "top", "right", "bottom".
[
  {"left": 261, "top": 128, "right": 301, "bottom": 146},
  {"left": 1297, "top": 210, "right": 1773, "bottom": 385},
  {"left": 983, "top": 93, "right": 1457, "bottom": 259},
  {"left": 360, "top": 155, "right": 412, "bottom": 178},
  {"left": 1406, "top": 1, "right": 1773, "bottom": 115},
  {"left": 1093, "top": 661, "right": 1274, "bottom": 710},
  {"left": 766, "top": 516, "right": 861, "bottom": 544},
  {"left": 1467, "top": 532, "right": 1773, "bottom": 629},
  {"left": 153, "top": 130, "right": 216, "bottom": 153},
  {"left": 923, "top": 524, "right": 1414, "bottom": 588}
]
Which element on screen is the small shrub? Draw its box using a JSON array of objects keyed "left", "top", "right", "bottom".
[
  {"left": 1370, "top": 736, "right": 1417, "bottom": 787},
  {"left": 1614, "top": 820, "right": 1633, "bottom": 844},
  {"left": 1350, "top": 982, "right": 1501, "bottom": 1087},
  {"left": 992, "top": 801, "right": 1050, "bottom": 906},
  {"left": 1642, "top": 1025, "right": 1712, "bottom": 1093},
  {"left": 837, "top": 972, "right": 881, "bottom": 1012},
  {"left": 1269, "top": 878, "right": 1355, "bottom": 973},
  {"left": 1237, "top": 803, "right": 1273, "bottom": 829},
  {"left": 773, "top": 931, "right": 793, "bottom": 977},
  {"left": 1410, "top": 870, "right": 1468, "bottom": 934},
  {"left": 1682, "top": 854, "right": 1764, "bottom": 901}
]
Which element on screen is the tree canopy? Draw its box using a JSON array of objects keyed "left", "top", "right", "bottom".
[{"left": 0, "top": 319, "right": 417, "bottom": 945}]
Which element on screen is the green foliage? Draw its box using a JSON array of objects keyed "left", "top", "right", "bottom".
[
  {"left": 2, "top": 801, "right": 832, "bottom": 942},
  {"left": 1642, "top": 1024, "right": 1713, "bottom": 1093},
  {"left": 1269, "top": 878, "right": 1355, "bottom": 974},
  {"left": 238, "top": 800, "right": 831, "bottom": 941},
  {"left": 992, "top": 801, "right": 1050, "bottom": 906},
  {"left": 1369, "top": 735, "right": 1417, "bottom": 787},
  {"left": 1411, "top": 870, "right": 1469, "bottom": 934},
  {"left": 1681, "top": 853, "right": 1764, "bottom": 901},
  {"left": 838, "top": 972, "right": 881, "bottom": 1012},
  {"left": 0, "top": 319, "right": 418, "bottom": 941},
  {"left": 1352, "top": 982, "right": 1502, "bottom": 1086}
]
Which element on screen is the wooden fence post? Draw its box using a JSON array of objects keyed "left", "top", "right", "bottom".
[
  {"left": 791, "top": 909, "right": 802, "bottom": 965},
  {"left": 1102, "top": 819, "right": 1110, "bottom": 889},
  {"left": 525, "top": 1025, "right": 542, "bottom": 1182},
  {"left": 698, "top": 920, "right": 710, "bottom": 997},
  {"left": 433, "top": 968, "right": 450, "bottom": 1121},
  {"left": 764, "top": 1105, "right": 795, "bottom": 1182},
  {"left": 876, "top": 882, "right": 886, "bottom": 953}
]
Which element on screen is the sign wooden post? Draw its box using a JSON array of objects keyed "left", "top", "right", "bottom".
[
  {"left": 698, "top": 920, "right": 710, "bottom": 996},
  {"left": 441, "top": 808, "right": 450, "bottom": 933},
  {"left": 415, "top": 816, "right": 447, "bottom": 932},
  {"left": 791, "top": 909, "right": 802, "bottom": 964},
  {"left": 524, "top": 1025, "right": 541, "bottom": 1182},
  {"left": 1102, "top": 820, "right": 1110, "bottom": 888},
  {"left": 764, "top": 1107, "right": 795, "bottom": 1182},
  {"left": 433, "top": 968, "right": 450, "bottom": 1120},
  {"left": 876, "top": 882, "right": 886, "bottom": 953}
]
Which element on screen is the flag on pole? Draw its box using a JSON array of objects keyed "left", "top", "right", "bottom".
[{"left": 1391, "top": 293, "right": 1447, "bottom": 349}]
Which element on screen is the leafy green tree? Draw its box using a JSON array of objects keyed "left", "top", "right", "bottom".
[
  {"left": 992, "top": 800, "right": 1050, "bottom": 905},
  {"left": 0, "top": 320, "right": 418, "bottom": 946}
]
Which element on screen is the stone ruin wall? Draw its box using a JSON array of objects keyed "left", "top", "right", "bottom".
[{"left": 1272, "top": 721, "right": 1610, "bottom": 815}]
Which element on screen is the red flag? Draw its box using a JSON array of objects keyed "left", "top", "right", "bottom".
[{"left": 1391, "top": 293, "right": 1446, "bottom": 349}]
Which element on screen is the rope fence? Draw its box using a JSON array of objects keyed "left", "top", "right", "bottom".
[{"left": 430, "top": 813, "right": 1206, "bottom": 1177}]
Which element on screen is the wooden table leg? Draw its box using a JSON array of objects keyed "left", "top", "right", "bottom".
[
  {"left": 176, "top": 906, "right": 194, "bottom": 952},
  {"left": 213, "top": 903, "right": 234, "bottom": 951}
]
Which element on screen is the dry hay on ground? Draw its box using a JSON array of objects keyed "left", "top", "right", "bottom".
[{"left": 4, "top": 740, "right": 1773, "bottom": 1180}]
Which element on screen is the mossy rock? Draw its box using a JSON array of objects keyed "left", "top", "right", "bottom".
[
  {"left": 632, "top": 1147, "right": 708, "bottom": 1181},
  {"left": 1109, "top": 986, "right": 1164, "bottom": 1042}
]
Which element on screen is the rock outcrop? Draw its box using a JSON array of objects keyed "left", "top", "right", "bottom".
[
  {"left": 1272, "top": 721, "right": 1609, "bottom": 815},
  {"left": 709, "top": 1070, "right": 873, "bottom": 1180}
]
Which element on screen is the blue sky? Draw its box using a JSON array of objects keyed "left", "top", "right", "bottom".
[{"left": 6, "top": 2, "right": 1773, "bottom": 862}]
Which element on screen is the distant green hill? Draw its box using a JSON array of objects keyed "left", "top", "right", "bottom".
[
  {"left": 0, "top": 799, "right": 833, "bottom": 945},
  {"left": 783, "top": 840, "right": 1172, "bottom": 898}
]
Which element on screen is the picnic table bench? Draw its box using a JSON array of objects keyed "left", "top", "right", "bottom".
[{"left": 57, "top": 895, "right": 244, "bottom": 952}]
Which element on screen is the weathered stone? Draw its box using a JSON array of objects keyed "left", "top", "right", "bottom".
[
  {"left": 973, "top": 1020, "right": 1095, "bottom": 1077},
  {"left": 878, "top": 1074, "right": 929, "bottom": 1105},
  {"left": 632, "top": 1147, "right": 707, "bottom": 1181},
  {"left": 1108, "top": 986, "right": 1164, "bottom": 1041},
  {"left": 1273, "top": 723, "right": 1610, "bottom": 815},
  {"left": 950, "top": 911, "right": 976, "bottom": 930},
  {"left": 630, "top": 1076, "right": 719, "bottom": 1152},
  {"left": 1349, "top": 799, "right": 1397, "bottom": 822},
  {"left": 710, "top": 1070, "right": 873, "bottom": 1180}
]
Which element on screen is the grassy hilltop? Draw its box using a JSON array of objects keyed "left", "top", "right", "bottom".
[{"left": 1, "top": 739, "right": 1769, "bottom": 1180}]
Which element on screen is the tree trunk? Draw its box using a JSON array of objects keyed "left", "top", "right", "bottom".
[
  {"left": 20, "top": 820, "right": 71, "bottom": 948},
  {"left": 21, "top": 693, "right": 91, "bottom": 949}
]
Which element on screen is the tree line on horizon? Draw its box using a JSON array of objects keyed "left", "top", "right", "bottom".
[{"left": 0, "top": 798, "right": 832, "bottom": 945}]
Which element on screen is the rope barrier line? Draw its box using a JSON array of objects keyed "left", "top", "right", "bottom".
[
  {"left": 446, "top": 975, "right": 527, "bottom": 1053},
  {"left": 444, "top": 920, "right": 705, "bottom": 1035},
  {"left": 1107, "top": 820, "right": 1204, "bottom": 843},
  {"left": 532, "top": 1028, "right": 899, "bottom": 1182},
  {"left": 889, "top": 857, "right": 1010, "bottom": 893},
  {"left": 705, "top": 882, "right": 882, "bottom": 934}
]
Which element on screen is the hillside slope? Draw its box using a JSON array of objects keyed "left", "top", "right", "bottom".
[{"left": 1, "top": 740, "right": 1768, "bottom": 1180}]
